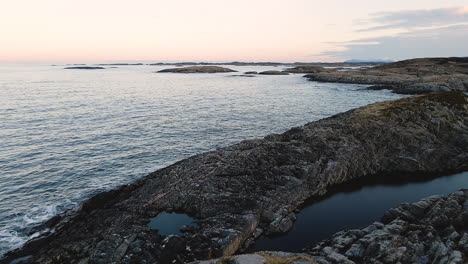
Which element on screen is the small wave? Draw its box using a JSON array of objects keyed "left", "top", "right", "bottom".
[
  {"left": 0, "top": 230, "right": 27, "bottom": 258},
  {"left": 21, "top": 205, "right": 57, "bottom": 226},
  {"left": 0, "top": 203, "right": 68, "bottom": 257}
]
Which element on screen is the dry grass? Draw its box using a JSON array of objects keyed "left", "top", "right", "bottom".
[{"left": 258, "top": 253, "right": 317, "bottom": 264}]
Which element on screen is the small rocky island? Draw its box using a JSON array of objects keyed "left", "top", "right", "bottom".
[
  {"left": 2, "top": 91, "right": 467, "bottom": 264},
  {"left": 258, "top": 70, "right": 289, "bottom": 75},
  {"left": 283, "top": 65, "right": 334, "bottom": 73},
  {"left": 304, "top": 57, "right": 468, "bottom": 94},
  {"left": 157, "top": 66, "right": 236, "bottom": 73},
  {"left": 64, "top": 66, "right": 106, "bottom": 70}
]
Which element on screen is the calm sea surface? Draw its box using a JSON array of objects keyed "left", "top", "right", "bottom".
[{"left": 0, "top": 64, "right": 406, "bottom": 255}]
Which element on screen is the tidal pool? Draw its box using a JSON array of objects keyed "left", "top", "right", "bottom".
[
  {"left": 252, "top": 171, "right": 468, "bottom": 252},
  {"left": 148, "top": 212, "right": 196, "bottom": 236}
]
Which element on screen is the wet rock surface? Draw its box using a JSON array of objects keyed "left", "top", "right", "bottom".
[
  {"left": 305, "top": 57, "right": 468, "bottom": 94},
  {"left": 2, "top": 92, "right": 468, "bottom": 264},
  {"left": 157, "top": 66, "right": 236, "bottom": 73}
]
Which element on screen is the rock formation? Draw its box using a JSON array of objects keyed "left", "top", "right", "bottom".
[
  {"left": 157, "top": 66, "right": 236, "bottom": 73},
  {"left": 2, "top": 92, "right": 468, "bottom": 264},
  {"left": 258, "top": 70, "right": 290, "bottom": 75},
  {"left": 64, "top": 67, "right": 105, "bottom": 70}
]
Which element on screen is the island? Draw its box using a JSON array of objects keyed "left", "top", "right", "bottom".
[
  {"left": 157, "top": 66, "right": 237, "bottom": 73},
  {"left": 283, "top": 65, "right": 333, "bottom": 73},
  {"left": 258, "top": 70, "right": 290, "bottom": 75},
  {"left": 64, "top": 66, "right": 106, "bottom": 70}
]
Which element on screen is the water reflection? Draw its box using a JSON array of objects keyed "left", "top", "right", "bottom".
[{"left": 148, "top": 212, "right": 196, "bottom": 236}]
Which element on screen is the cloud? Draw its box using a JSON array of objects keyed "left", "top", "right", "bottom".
[
  {"left": 356, "top": 5, "right": 468, "bottom": 32},
  {"left": 314, "top": 6, "right": 468, "bottom": 61},
  {"left": 318, "top": 24, "right": 468, "bottom": 61}
]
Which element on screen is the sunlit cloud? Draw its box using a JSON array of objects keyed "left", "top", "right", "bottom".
[{"left": 312, "top": 6, "right": 468, "bottom": 61}]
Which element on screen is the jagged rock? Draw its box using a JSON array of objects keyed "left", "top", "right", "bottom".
[
  {"left": 2, "top": 92, "right": 467, "bottom": 264},
  {"left": 305, "top": 190, "right": 468, "bottom": 263}
]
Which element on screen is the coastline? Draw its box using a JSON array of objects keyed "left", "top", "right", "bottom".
[{"left": 2, "top": 91, "right": 467, "bottom": 263}]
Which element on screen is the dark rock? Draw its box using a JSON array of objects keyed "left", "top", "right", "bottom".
[
  {"left": 244, "top": 71, "right": 258, "bottom": 74},
  {"left": 97, "top": 63, "right": 143, "bottom": 66},
  {"left": 64, "top": 67, "right": 105, "bottom": 70},
  {"left": 2, "top": 92, "right": 467, "bottom": 264},
  {"left": 258, "top": 70, "right": 289, "bottom": 75},
  {"left": 227, "top": 75, "right": 256, "bottom": 78}
]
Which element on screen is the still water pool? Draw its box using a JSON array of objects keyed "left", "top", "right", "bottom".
[{"left": 252, "top": 171, "right": 468, "bottom": 252}]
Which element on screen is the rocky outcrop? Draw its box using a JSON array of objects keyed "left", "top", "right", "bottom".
[
  {"left": 2, "top": 92, "right": 468, "bottom": 264},
  {"left": 191, "top": 189, "right": 468, "bottom": 264},
  {"left": 64, "top": 67, "right": 105, "bottom": 70},
  {"left": 306, "top": 189, "right": 468, "bottom": 263},
  {"left": 284, "top": 65, "right": 333, "bottom": 74},
  {"left": 244, "top": 71, "right": 258, "bottom": 74},
  {"left": 157, "top": 66, "right": 236, "bottom": 73},
  {"left": 305, "top": 57, "right": 468, "bottom": 94},
  {"left": 258, "top": 70, "right": 289, "bottom": 75}
]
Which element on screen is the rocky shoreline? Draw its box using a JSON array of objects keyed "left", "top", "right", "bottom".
[
  {"left": 2, "top": 91, "right": 467, "bottom": 264},
  {"left": 194, "top": 189, "right": 468, "bottom": 264},
  {"left": 303, "top": 57, "right": 468, "bottom": 94}
]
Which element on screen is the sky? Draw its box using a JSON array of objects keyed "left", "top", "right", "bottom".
[{"left": 1, "top": 0, "right": 467, "bottom": 62}]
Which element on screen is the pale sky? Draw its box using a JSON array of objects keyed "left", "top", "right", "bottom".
[{"left": 1, "top": 0, "right": 467, "bottom": 62}]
